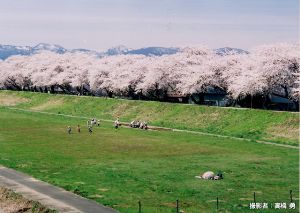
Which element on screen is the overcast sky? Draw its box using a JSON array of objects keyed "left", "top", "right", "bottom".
[{"left": 0, "top": 0, "right": 298, "bottom": 51}]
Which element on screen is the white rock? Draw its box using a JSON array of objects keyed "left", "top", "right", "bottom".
[{"left": 201, "top": 171, "right": 215, "bottom": 179}]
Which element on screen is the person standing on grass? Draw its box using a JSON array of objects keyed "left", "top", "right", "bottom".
[
  {"left": 91, "top": 118, "right": 96, "bottom": 125},
  {"left": 67, "top": 126, "right": 71, "bottom": 134},
  {"left": 130, "top": 120, "right": 135, "bottom": 128},
  {"left": 88, "top": 125, "right": 93, "bottom": 134},
  {"left": 77, "top": 125, "right": 81, "bottom": 133},
  {"left": 144, "top": 121, "right": 148, "bottom": 130},
  {"left": 136, "top": 120, "right": 140, "bottom": 128},
  {"left": 114, "top": 117, "right": 120, "bottom": 129}
]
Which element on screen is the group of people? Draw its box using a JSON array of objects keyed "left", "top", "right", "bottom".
[
  {"left": 87, "top": 118, "right": 100, "bottom": 127},
  {"left": 130, "top": 120, "right": 148, "bottom": 130},
  {"left": 67, "top": 117, "right": 148, "bottom": 133},
  {"left": 67, "top": 118, "right": 101, "bottom": 134},
  {"left": 67, "top": 124, "right": 85, "bottom": 134}
]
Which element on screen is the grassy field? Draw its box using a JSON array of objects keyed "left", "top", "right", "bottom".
[
  {"left": 0, "top": 104, "right": 299, "bottom": 212},
  {"left": 0, "top": 90, "right": 299, "bottom": 146}
]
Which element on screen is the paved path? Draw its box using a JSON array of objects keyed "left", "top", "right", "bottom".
[
  {"left": 0, "top": 166, "right": 117, "bottom": 213},
  {"left": 6, "top": 107, "right": 299, "bottom": 150}
]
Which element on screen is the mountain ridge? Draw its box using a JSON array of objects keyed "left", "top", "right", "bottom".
[{"left": 0, "top": 43, "right": 248, "bottom": 60}]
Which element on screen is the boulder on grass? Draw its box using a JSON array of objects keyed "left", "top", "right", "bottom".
[
  {"left": 195, "top": 171, "right": 215, "bottom": 179},
  {"left": 201, "top": 171, "right": 215, "bottom": 179}
]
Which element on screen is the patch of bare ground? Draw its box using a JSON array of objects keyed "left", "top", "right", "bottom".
[
  {"left": 111, "top": 103, "right": 130, "bottom": 117},
  {"left": 161, "top": 202, "right": 177, "bottom": 208},
  {"left": 207, "top": 199, "right": 226, "bottom": 203},
  {"left": 88, "top": 194, "right": 104, "bottom": 198},
  {"left": 265, "top": 118, "right": 299, "bottom": 142},
  {"left": 0, "top": 94, "right": 28, "bottom": 106},
  {"left": 0, "top": 186, "right": 56, "bottom": 213},
  {"left": 97, "top": 188, "right": 109, "bottom": 192},
  {"left": 30, "top": 99, "right": 64, "bottom": 111},
  {"left": 112, "top": 103, "right": 166, "bottom": 122},
  {"left": 239, "top": 198, "right": 253, "bottom": 201}
]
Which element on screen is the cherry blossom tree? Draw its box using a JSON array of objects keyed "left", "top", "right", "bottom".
[
  {"left": 0, "top": 43, "right": 298, "bottom": 109},
  {"left": 252, "top": 43, "right": 300, "bottom": 100}
]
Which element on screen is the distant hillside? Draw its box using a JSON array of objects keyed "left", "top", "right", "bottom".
[
  {"left": 214, "top": 47, "right": 249, "bottom": 56},
  {"left": 0, "top": 44, "right": 32, "bottom": 60},
  {"left": 0, "top": 43, "right": 180, "bottom": 60},
  {"left": 32, "top": 43, "right": 67, "bottom": 54},
  {"left": 0, "top": 43, "right": 249, "bottom": 60},
  {"left": 106, "top": 45, "right": 131, "bottom": 55},
  {"left": 125, "top": 47, "right": 180, "bottom": 56}
]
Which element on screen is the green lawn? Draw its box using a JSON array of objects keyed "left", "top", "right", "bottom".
[
  {"left": 0, "top": 107, "right": 298, "bottom": 213},
  {"left": 0, "top": 90, "right": 299, "bottom": 146}
]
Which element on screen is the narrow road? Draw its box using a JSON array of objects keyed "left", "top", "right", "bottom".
[{"left": 0, "top": 166, "right": 117, "bottom": 213}]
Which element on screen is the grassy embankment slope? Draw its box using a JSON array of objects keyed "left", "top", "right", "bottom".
[{"left": 0, "top": 90, "right": 298, "bottom": 146}]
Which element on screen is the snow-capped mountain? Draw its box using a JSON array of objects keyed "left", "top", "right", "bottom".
[
  {"left": 106, "top": 45, "right": 131, "bottom": 55},
  {"left": 0, "top": 43, "right": 249, "bottom": 60},
  {"left": 0, "top": 44, "right": 32, "bottom": 60},
  {"left": 125, "top": 47, "right": 180, "bottom": 56},
  {"left": 32, "top": 43, "right": 66, "bottom": 54},
  {"left": 214, "top": 47, "right": 249, "bottom": 56},
  {"left": 0, "top": 43, "right": 68, "bottom": 60},
  {"left": 0, "top": 43, "right": 101, "bottom": 60},
  {"left": 69, "top": 48, "right": 103, "bottom": 57},
  {"left": 0, "top": 43, "right": 181, "bottom": 60},
  {"left": 106, "top": 46, "right": 179, "bottom": 56}
]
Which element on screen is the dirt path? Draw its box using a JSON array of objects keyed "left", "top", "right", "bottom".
[
  {"left": 0, "top": 166, "right": 117, "bottom": 213},
  {"left": 0, "top": 186, "right": 56, "bottom": 213},
  {"left": 5, "top": 107, "right": 299, "bottom": 150}
]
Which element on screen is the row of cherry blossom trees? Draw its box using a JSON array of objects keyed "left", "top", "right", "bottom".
[{"left": 0, "top": 43, "right": 299, "bottom": 108}]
